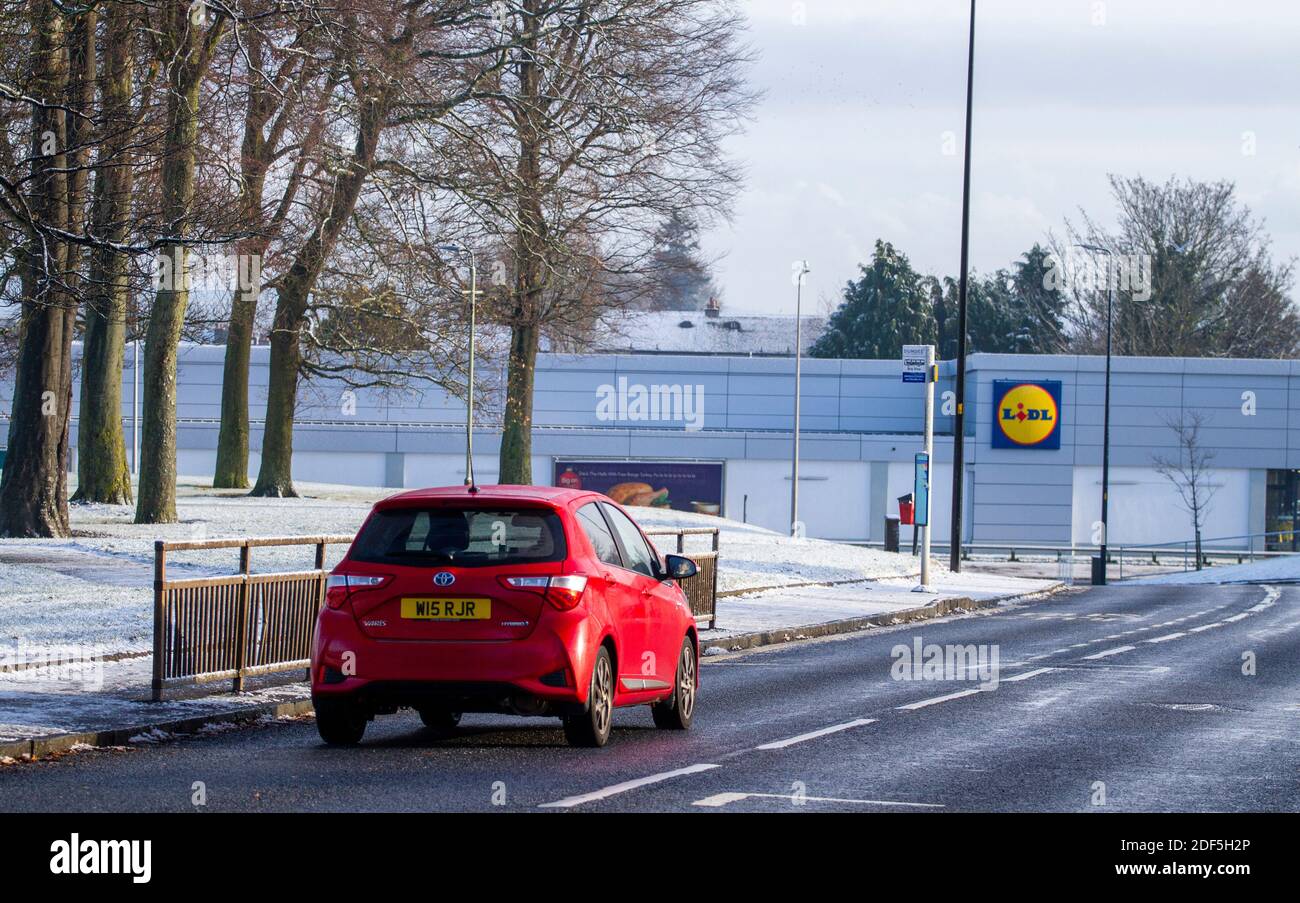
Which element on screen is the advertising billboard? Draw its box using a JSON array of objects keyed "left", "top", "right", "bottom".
[{"left": 553, "top": 460, "right": 725, "bottom": 517}]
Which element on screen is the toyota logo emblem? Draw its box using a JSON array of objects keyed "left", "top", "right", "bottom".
[{"left": 433, "top": 571, "right": 456, "bottom": 587}]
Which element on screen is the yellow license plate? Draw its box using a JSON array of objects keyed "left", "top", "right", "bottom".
[{"left": 401, "top": 598, "right": 491, "bottom": 620}]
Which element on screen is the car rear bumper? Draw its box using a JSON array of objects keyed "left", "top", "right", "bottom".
[{"left": 311, "top": 606, "right": 598, "bottom": 710}]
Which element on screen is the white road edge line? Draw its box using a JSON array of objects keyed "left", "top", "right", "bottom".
[
  {"left": 897, "top": 688, "right": 985, "bottom": 711},
  {"left": 692, "top": 791, "right": 944, "bottom": 809},
  {"left": 538, "top": 763, "right": 720, "bottom": 809},
  {"left": 756, "top": 718, "right": 877, "bottom": 750},
  {"left": 1082, "top": 645, "right": 1135, "bottom": 661}
]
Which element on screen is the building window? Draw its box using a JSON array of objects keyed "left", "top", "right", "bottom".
[{"left": 1265, "top": 470, "right": 1300, "bottom": 552}]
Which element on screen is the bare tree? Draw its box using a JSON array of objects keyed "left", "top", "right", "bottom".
[
  {"left": 75, "top": 4, "right": 157, "bottom": 505},
  {"left": 250, "top": 0, "right": 504, "bottom": 497},
  {"left": 134, "top": 0, "right": 231, "bottom": 523},
  {"left": 0, "top": 0, "right": 80, "bottom": 536},
  {"left": 212, "top": 8, "right": 334, "bottom": 488},
  {"left": 448, "top": 0, "right": 755, "bottom": 483},
  {"left": 1152, "top": 411, "right": 1220, "bottom": 570},
  {"left": 1062, "top": 175, "right": 1299, "bottom": 359}
]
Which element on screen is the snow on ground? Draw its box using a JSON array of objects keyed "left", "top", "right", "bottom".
[
  {"left": 707, "top": 571, "right": 1058, "bottom": 641},
  {"left": 0, "top": 652, "right": 307, "bottom": 742},
  {"left": 0, "top": 477, "right": 933, "bottom": 653},
  {"left": 631, "top": 506, "right": 932, "bottom": 593},
  {"left": 1135, "top": 554, "right": 1300, "bottom": 585}
]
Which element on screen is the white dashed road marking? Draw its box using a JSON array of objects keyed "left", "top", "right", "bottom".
[
  {"left": 756, "top": 718, "right": 877, "bottom": 750},
  {"left": 1082, "top": 645, "right": 1135, "bottom": 661},
  {"left": 692, "top": 791, "right": 944, "bottom": 809},
  {"left": 1148, "top": 632, "right": 1186, "bottom": 643},
  {"left": 897, "top": 688, "right": 986, "bottom": 711},
  {"left": 538, "top": 763, "right": 720, "bottom": 809},
  {"left": 1001, "top": 667, "right": 1055, "bottom": 683}
]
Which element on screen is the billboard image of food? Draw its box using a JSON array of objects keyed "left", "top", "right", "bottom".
[{"left": 553, "top": 460, "right": 724, "bottom": 516}]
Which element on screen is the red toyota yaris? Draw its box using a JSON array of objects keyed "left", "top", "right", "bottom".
[{"left": 311, "top": 485, "right": 701, "bottom": 748}]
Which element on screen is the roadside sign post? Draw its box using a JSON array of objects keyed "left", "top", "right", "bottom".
[{"left": 903, "top": 345, "right": 937, "bottom": 591}]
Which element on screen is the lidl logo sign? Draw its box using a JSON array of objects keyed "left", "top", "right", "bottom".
[{"left": 992, "top": 380, "right": 1062, "bottom": 449}]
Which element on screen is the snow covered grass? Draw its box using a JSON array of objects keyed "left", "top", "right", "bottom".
[
  {"left": 1134, "top": 553, "right": 1300, "bottom": 585},
  {"left": 0, "top": 476, "right": 932, "bottom": 652},
  {"left": 0, "top": 562, "right": 149, "bottom": 651},
  {"left": 631, "top": 506, "right": 931, "bottom": 593}
]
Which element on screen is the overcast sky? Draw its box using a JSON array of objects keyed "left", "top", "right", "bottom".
[{"left": 704, "top": 0, "right": 1300, "bottom": 315}]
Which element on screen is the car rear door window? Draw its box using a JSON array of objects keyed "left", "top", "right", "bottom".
[
  {"left": 601, "top": 503, "right": 657, "bottom": 578},
  {"left": 577, "top": 503, "right": 623, "bottom": 567},
  {"left": 350, "top": 507, "right": 566, "bottom": 567}
]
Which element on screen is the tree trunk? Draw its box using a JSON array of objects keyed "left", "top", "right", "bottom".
[
  {"left": 214, "top": 47, "right": 275, "bottom": 490},
  {"left": 212, "top": 288, "right": 257, "bottom": 488},
  {"left": 75, "top": 5, "right": 133, "bottom": 505},
  {"left": 135, "top": 88, "right": 200, "bottom": 523},
  {"left": 135, "top": 4, "right": 223, "bottom": 523},
  {"left": 251, "top": 88, "right": 392, "bottom": 498},
  {"left": 499, "top": 321, "right": 539, "bottom": 484},
  {"left": 212, "top": 236, "right": 266, "bottom": 489},
  {"left": 250, "top": 280, "right": 306, "bottom": 497},
  {"left": 0, "top": 0, "right": 73, "bottom": 537},
  {"left": 498, "top": 13, "right": 544, "bottom": 488}
]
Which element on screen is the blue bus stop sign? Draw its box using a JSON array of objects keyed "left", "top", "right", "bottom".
[{"left": 913, "top": 452, "right": 930, "bottom": 527}]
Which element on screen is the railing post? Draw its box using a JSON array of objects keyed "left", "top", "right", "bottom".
[
  {"left": 152, "top": 541, "right": 167, "bottom": 701},
  {"left": 233, "top": 542, "right": 251, "bottom": 693},
  {"left": 709, "top": 528, "right": 719, "bottom": 630},
  {"left": 311, "top": 541, "right": 328, "bottom": 681}
]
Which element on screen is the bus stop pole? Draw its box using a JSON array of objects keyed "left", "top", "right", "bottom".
[{"left": 920, "top": 346, "right": 935, "bottom": 589}]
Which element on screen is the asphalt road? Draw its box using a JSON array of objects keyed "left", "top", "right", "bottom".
[{"left": 2, "top": 583, "right": 1297, "bottom": 812}]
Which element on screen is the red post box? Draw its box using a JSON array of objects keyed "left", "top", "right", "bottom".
[{"left": 898, "top": 493, "right": 915, "bottom": 526}]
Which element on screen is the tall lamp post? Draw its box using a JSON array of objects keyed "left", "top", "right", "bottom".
[
  {"left": 1078, "top": 242, "right": 1114, "bottom": 585},
  {"left": 790, "top": 260, "right": 811, "bottom": 537},
  {"left": 438, "top": 243, "right": 480, "bottom": 489},
  {"left": 949, "top": 0, "right": 977, "bottom": 571}
]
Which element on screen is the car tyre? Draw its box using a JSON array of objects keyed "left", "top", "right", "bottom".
[
  {"left": 418, "top": 707, "right": 462, "bottom": 730},
  {"left": 315, "top": 697, "right": 367, "bottom": 746},
  {"left": 563, "top": 646, "right": 614, "bottom": 748},
  {"left": 651, "top": 637, "right": 696, "bottom": 730}
]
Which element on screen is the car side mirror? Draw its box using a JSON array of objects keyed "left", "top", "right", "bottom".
[{"left": 663, "top": 554, "right": 698, "bottom": 581}]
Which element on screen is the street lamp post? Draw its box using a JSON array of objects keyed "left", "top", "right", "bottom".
[
  {"left": 438, "top": 243, "right": 479, "bottom": 490},
  {"left": 949, "top": 0, "right": 977, "bottom": 572},
  {"left": 790, "top": 260, "right": 810, "bottom": 537},
  {"left": 1078, "top": 243, "right": 1115, "bottom": 585},
  {"left": 132, "top": 291, "right": 139, "bottom": 480}
]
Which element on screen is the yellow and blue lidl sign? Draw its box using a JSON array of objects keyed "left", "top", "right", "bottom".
[{"left": 992, "top": 380, "right": 1062, "bottom": 449}]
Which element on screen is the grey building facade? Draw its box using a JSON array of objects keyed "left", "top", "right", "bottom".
[{"left": 7, "top": 345, "right": 1299, "bottom": 549}]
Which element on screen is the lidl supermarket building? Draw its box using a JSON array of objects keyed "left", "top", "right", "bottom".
[{"left": 14, "top": 345, "right": 1300, "bottom": 550}]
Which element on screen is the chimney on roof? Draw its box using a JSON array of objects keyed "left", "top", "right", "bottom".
[{"left": 704, "top": 296, "right": 721, "bottom": 318}]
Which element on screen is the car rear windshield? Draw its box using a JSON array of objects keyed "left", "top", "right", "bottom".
[{"left": 350, "top": 507, "right": 567, "bottom": 567}]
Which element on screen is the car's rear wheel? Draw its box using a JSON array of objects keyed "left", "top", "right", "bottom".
[
  {"left": 651, "top": 637, "right": 696, "bottom": 730},
  {"left": 315, "top": 697, "right": 367, "bottom": 746},
  {"left": 418, "top": 707, "right": 462, "bottom": 730},
  {"left": 563, "top": 646, "right": 614, "bottom": 748}
]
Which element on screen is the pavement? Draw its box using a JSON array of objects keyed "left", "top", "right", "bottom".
[
  {"left": 0, "top": 571, "right": 1059, "bottom": 757},
  {"left": 3, "top": 582, "right": 1294, "bottom": 812}
]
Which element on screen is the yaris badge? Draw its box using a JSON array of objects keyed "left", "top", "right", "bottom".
[{"left": 433, "top": 571, "right": 456, "bottom": 587}]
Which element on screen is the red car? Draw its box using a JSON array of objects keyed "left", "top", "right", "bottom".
[{"left": 311, "top": 485, "right": 701, "bottom": 748}]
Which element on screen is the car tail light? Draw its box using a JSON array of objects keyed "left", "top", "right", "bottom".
[
  {"left": 544, "top": 575, "right": 588, "bottom": 611},
  {"left": 502, "top": 575, "right": 588, "bottom": 611},
  {"left": 325, "top": 574, "right": 388, "bottom": 609}
]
